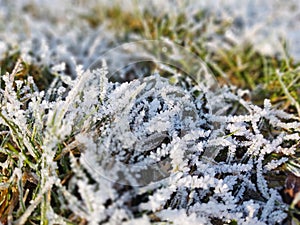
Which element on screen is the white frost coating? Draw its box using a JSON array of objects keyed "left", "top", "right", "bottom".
[
  {"left": 0, "top": 1, "right": 299, "bottom": 224},
  {"left": 1, "top": 64, "right": 297, "bottom": 223}
]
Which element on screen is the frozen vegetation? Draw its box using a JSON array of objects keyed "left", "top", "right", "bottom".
[{"left": 0, "top": 1, "right": 300, "bottom": 225}]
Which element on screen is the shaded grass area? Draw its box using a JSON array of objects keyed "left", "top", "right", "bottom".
[{"left": 0, "top": 50, "right": 54, "bottom": 91}]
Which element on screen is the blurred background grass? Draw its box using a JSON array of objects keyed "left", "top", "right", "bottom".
[{"left": 1, "top": 1, "right": 299, "bottom": 116}]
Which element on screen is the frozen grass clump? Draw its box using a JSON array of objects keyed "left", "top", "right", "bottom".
[
  {"left": 0, "top": 1, "right": 300, "bottom": 224},
  {"left": 0, "top": 60, "right": 299, "bottom": 224}
]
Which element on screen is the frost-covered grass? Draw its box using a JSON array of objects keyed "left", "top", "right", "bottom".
[{"left": 0, "top": 1, "right": 300, "bottom": 225}]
